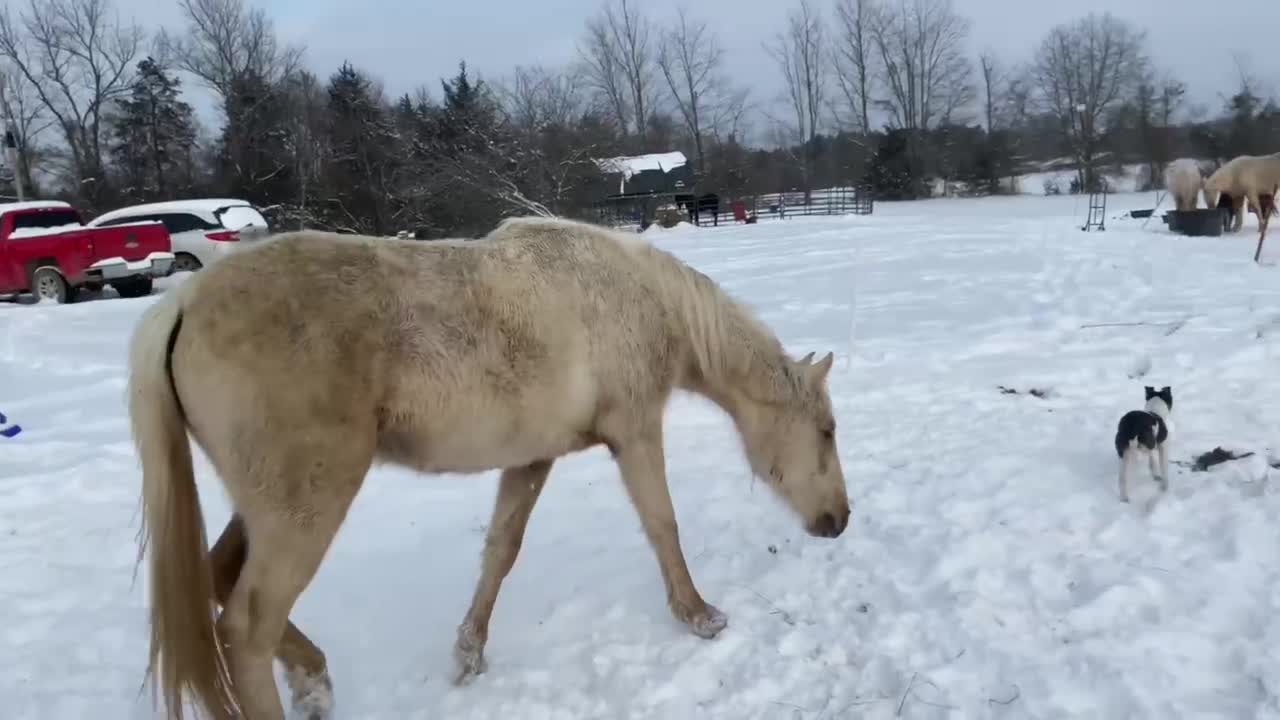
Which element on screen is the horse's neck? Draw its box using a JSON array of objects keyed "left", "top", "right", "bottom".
[{"left": 669, "top": 275, "right": 790, "bottom": 409}]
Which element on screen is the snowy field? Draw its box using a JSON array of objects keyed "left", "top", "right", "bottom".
[{"left": 6, "top": 191, "right": 1280, "bottom": 719}]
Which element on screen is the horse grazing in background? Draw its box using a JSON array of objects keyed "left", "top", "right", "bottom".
[
  {"left": 1203, "top": 152, "right": 1280, "bottom": 233},
  {"left": 127, "top": 215, "right": 851, "bottom": 720},
  {"left": 676, "top": 192, "right": 722, "bottom": 225},
  {"left": 1164, "top": 158, "right": 1204, "bottom": 211}
]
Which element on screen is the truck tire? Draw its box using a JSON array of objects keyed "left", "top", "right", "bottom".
[
  {"left": 112, "top": 277, "right": 154, "bottom": 298},
  {"left": 30, "top": 267, "right": 78, "bottom": 304}
]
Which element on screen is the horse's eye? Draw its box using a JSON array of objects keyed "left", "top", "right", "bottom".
[{"left": 821, "top": 428, "right": 835, "bottom": 441}]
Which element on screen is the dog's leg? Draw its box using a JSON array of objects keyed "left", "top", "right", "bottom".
[
  {"left": 1148, "top": 446, "right": 1160, "bottom": 481},
  {"left": 1157, "top": 442, "right": 1170, "bottom": 492},
  {"left": 1118, "top": 449, "right": 1132, "bottom": 503}
]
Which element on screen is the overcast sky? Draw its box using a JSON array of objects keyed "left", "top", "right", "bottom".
[{"left": 136, "top": 0, "right": 1278, "bottom": 140}]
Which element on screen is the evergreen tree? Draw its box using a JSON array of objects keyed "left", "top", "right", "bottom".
[
  {"left": 434, "top": 61, "right": 504, "bottom": 161},
  {"left": 109, "top": 58, "right": 199, "bottom": 202},
  {"left": 322, "top": 61, "right": 398, "bottom": 234},
  {"left": 865, "top": 130, "right": 925, "bottom": 200},
  {"left": 425, "top": 61, "right": 529, "bottom": 235},
  {"left": 217, "top": 70, "right": 295, "bottom": 204}
]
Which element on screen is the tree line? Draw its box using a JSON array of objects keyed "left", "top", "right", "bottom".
[{"left": 0, "top": 0, "right": 1278, "bottom": 237}]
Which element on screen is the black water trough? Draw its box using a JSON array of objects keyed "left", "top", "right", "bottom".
[{"left": 1163, "top": 208, "right": 1230, "bottom": 236}]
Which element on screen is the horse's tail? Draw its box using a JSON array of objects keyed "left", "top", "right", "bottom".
[{"left": 128, "top": 288, "right": 239, "bottom": 720}]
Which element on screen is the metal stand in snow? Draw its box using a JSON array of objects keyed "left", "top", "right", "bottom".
[
  {"left": 1082, "top": 186, "right": 1107, "bottom": 232},
  {"left": 1137, "top": 190, "right": 1165, "bottom": 229}
]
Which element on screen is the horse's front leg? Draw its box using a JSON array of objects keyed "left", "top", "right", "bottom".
[
  {"left": 453, "top": 460, "right": 552, "bottom": 685},
  {"left": 614, "top": 429, "right": 727, "bottom": 639}
]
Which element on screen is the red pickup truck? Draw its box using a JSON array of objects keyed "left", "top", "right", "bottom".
[{"left": 0, "top": 200, "right": 174, "bottom": 303}]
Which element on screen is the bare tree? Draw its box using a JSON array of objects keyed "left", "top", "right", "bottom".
[
  {"left": 657, "top": 7, "right": 730, "bottom": 175},
  {"left": 1033, "top": 12, "right": 1148, "bottom": 191},
  {"left": 832, "top": 0, "right": 877, "bottom": 135},
  {"left": 708, "top": 85, "right": 751, "bottom": 145},
  {"left": 869, "top": 0, "right": 973, "bottom": 133},
  {"left": 278, "top": 69, "right": 326, "bottom": 229},
  {"left": 0, "top": 0, "right": 142, "bottom": 205},
  {"left": 0, "top": 62, "right": 53, "bottom": 194},
  {"left": 161, "top": 0, "right": 301, "bottom": 98},
  {"left": 501, "top": 65, "right": 586, "bottom": 131},
  {"left": 1225, "top": 53, "right": 1267, "bottom": 109},
  {"left": 766, "top": 0, "right": 825, "bottom": 198},
  {"left": 495, "top": 64, "right": 625, "bottom": 216},
  {"left": 974, "top": 51, "right": 1028, "bottom": 193},
  {"left": 578, "top": 20, "right": 630, "bottom": 134},
  {"left": 979, "top": 51, "right": 1003, "bottom": 131},
  {"left": 1156, "top": 74, "right": 1186, "bottom": 129},
  {"left": 578, "top": 0, "right": 656, "bottom": 144},
  {"left": 161, "top": 0, "right": 302, "bottom": 200}
]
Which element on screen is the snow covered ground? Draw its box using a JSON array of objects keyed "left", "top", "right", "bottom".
[{"left": 5, "top": 191, "right": 1280, "bottom": 719}]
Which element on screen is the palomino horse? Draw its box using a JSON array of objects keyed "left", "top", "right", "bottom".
[
  {"left": 1203, "top": 152, "right": 1280, "bottom": 235},
  {"left": 128, "top": 216, "right": 850, "bottom": 720},
  {"left": 1164, "top": 158, "right": 1204, "bottom": 212}
]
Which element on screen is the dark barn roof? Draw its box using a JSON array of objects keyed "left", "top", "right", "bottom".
[{"left": 594, "top": 151, "right": 693, "bottom": 196}]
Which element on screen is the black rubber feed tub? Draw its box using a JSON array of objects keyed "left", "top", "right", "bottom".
[{"left": 1163, "top": 208, "right": 1230, "bottom": 236}]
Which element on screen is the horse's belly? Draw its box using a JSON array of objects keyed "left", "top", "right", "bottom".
[
  {"left": 379, "top": 359, "right": 600, "bottom": 473},
  {"left": 379, "top": 416, "right": 594, "bottom": 474}
]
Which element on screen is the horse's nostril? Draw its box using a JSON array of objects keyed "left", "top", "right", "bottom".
[{"left": 814, "top": 512, "right": 837, "bottom": 537}]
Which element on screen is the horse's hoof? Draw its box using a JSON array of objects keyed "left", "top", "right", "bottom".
[
  {"left": 291, "top": 704, "right": 332, "bottom": 720},
  {"left": 286, "top": 668, "right": 334, "bottom": 720},
  {"left": 688, "top": 604, "right": 728, "bottom": 639},
  {"left": 452, "top": 623, "right": 488, "bottom": 686},
  {"left": 452, "top": 652, "right": 488, "bottom": 686}
]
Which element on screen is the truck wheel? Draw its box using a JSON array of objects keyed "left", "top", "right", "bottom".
[
  {"left": 31, "top": 267, "right": 78, "bottom": 304},
  {"left": 112, "top": 277, "right": 154, "bottom": 298}
]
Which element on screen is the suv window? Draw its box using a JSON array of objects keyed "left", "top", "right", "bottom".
[
  {"left": 96, "top": 214, "right": 158, "bottom": 227},
  {"left": 98, "top": 212, "right": 217, "bottom": 234},
  {"left": 215, "top": 205, "right": 268, "bottom": 231},
  {"left": 154, "top": 212, "right": 219, "bottom": 234}
]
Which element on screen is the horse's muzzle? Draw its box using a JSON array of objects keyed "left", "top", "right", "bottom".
[{"left": 807, "top": 506, "right": 850, "bottom": 538}]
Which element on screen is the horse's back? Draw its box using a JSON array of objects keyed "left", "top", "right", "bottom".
[{"left": 172, "top": 224, "right": 668, "bottom": 474}]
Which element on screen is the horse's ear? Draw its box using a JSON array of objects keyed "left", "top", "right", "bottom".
[
  {"left": 807, "top": 351, "right": 834, "bottom": 386},
  {"left": 798, "top": 351, "right": 816, "bottom": 365}
]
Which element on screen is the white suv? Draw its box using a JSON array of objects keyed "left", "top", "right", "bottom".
[{"left": 88, "top": 199, "right": 270, "bottom": 272}]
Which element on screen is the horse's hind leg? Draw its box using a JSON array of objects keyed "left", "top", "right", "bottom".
[
  {"left": 453, "top": 460, "right": 552, "bottom": 685},
  {"left": 211, "top": 516, "right": 334, "bottom": 719},
  {"left": 218, "top": 439, "right": 371, "bottom": 720}
]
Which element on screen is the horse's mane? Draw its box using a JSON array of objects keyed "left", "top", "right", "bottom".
[
  {"left": 626, "top": 233, "right": 800, "bottom": 404},
  {"left": 487, "top": 216, "right": 800, "bottom": 403}
]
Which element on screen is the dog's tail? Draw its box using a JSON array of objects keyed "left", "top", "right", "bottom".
[{"left": 128, "top": 288, "right": 239, "bottom": 720}]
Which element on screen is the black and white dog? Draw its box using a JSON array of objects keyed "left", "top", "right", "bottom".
[{"left": 1114, "top": 385, "right": 1173, "bottom": 502}]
